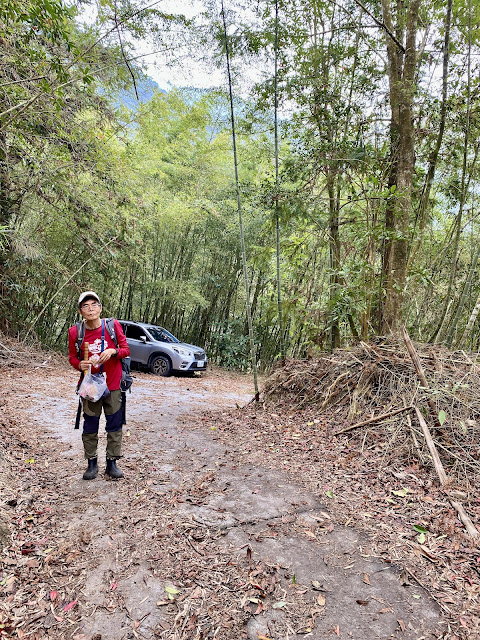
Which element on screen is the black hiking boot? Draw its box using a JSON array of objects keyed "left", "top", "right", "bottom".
[
  {"left": 83, "top": 458, "right": 98, "bottom": 480},
  {"left": 105, "top": 459, "right": 124, "bottom": 479}
]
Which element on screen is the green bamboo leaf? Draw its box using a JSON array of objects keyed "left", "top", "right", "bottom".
[{"left": 412, "top": 524, "right": 427, "bottom": 533}]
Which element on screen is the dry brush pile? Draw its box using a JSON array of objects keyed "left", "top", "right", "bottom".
[
  {"left": 263, "top": 335, "right": 480, "bottom": 491},
  {"left": 246, "top": 333, "right": 480, "bottom": 636},
  {"left": 0, "top": 332, "right": 55, "bottom": 370}
]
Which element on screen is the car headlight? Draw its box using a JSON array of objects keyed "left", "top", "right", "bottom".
[{"left": 173, "top": 347, "right": 192, "bottom": 356}]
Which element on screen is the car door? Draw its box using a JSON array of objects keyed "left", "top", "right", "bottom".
[{"left": 124, "top": 324, "right": 150, "bottom": 364}]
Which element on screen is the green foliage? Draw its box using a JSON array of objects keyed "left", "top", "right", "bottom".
[
  {"left": 0, "top": 225, "right": 10, "bottom": 250},
  {"left": 214, "top": 318, "right": 251, "bottom": 370},
  {"left": 4, "top": 0, "right": 480, "bottom": 366}
]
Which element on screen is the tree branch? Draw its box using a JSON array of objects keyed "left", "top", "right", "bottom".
[
  {"left": 114, "top": 6, "right": 139, "bottom": 101},
  {"left": 351, "top": 0, "right": 405, "bottom": 53}
]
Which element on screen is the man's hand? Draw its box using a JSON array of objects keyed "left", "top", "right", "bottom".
[
  {"left": 96, "top": 348, "right": 117, "bottom": 365},
  {"left": 79, "top": 360, "right": 91, "bottom": 372}
]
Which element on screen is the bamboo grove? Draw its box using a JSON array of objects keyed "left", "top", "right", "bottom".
[{"left": 2, "top": 0, "right": 480, "bottom": 369}]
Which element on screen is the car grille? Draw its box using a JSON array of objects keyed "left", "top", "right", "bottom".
[{"left": 194, "top": 351, "right": 205, "bottom": 360}]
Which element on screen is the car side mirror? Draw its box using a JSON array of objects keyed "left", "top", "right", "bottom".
[{"left": 140, "top": 335, "right": 147, "bottom": 343}]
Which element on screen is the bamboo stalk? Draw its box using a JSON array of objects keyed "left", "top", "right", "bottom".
[
  {"left": 221, "top": 1, "right": 259, "bottom": 398},
  {"left": 274, "top": 0, "right": 286, "bottom": 362},
  {"left": 456, "top": 289, "right": 480, "bottom": 348}
]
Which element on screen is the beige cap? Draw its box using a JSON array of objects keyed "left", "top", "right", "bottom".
[{"left": 78, "top": 291, "right": 101, "bottom": 307}]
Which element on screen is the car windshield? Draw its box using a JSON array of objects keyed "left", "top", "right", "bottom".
[{"left": 146, "top": 326, "right": 180, "bottom": 344}]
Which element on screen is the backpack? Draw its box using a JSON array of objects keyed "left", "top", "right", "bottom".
[{"left": 75, "top": 318, "right": 133, "bottom": 393}]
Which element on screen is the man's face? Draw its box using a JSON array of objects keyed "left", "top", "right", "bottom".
[{"left": 79, "top": 298, "right": 102, "bottom": 322}]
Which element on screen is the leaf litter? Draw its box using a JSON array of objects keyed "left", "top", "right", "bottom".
[
  {"left": 1, "top": 335, "right": 479, "bottom": 638},
  {"left": 1, "top": 357, "right": 314, "bottom": 639},
  {"left": 190, "top": 337, "right": 480, "bottom": 638}
]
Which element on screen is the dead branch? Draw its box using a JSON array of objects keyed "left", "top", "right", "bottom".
[
  {"left": 449, "top": 500, "right": 479, "bottom": 539},
  {"left": 320, "top": 371, "right": 350, "bottom": 409},
  {"left": 414, "top": 407, "right": 448, "bottom": 485},
  {"left": 402, "top": 326, "right": 441, "bottom": 428},
  {"left": 334, "top": 405, "right": 413, "bottom": 435},
  {"left": 414, "top": 407, "right": 479, "bottom": 538}
]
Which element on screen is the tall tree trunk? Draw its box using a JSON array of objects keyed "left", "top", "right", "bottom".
[
  {"left": 327, "top": 176, "right": 341, "bottom": 349},
  {"left": 380, "top": 0, "right": 420, "bottom": 333},
  {"left": 379, "top": 135, "right": 398, "bottom": 333},
  {"left": 312, "top": 4, "right": 342, "bottom": 349},
  {"left": 430, "top": 0, "right": 473, "bottom": 344}
]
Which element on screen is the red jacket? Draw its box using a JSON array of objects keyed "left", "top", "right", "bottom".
[{"left": 68, "top": 319, "right": 130, "bottom": 391}]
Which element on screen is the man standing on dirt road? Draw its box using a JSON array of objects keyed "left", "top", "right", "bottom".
[{"left": 68, "top": 291, "right": 130, "bottom": 481}]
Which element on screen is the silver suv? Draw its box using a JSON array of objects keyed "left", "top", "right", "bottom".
[{"left": 119, "top": 321, "right": 207, "bottom": 376}]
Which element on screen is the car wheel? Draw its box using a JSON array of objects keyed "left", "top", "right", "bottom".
[{"left": 150, "top": 355, "right": 172, "bottom": 376}]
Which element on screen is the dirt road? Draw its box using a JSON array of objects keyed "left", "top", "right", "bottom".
[{"left": 1, "top": 366, "right": 442, "bottom": 639}]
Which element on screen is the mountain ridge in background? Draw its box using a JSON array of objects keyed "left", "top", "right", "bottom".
[{"left": 117, "top": 76, "right": 165, "bottom": 109}]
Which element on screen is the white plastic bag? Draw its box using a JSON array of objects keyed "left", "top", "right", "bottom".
[{"left": 78, "top": 366, "right": 109, "bottom": 402}]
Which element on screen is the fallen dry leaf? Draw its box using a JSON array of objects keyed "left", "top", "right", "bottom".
[
  {"left": 26, "top": 558, "right": 39, "bottom": 568},
  {"left": 191, "top": 586, "right": 202, "bottom": 598}
]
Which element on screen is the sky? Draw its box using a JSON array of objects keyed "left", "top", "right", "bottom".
[
  {"left": 80, "top": 0, "right": 264, "bottom": 95},
  {"left": 134, "top": 0, "right": 226, "bottom": 90}
]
